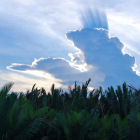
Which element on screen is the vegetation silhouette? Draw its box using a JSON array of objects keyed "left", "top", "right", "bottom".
[{"left": 0, "top": 79, "right": 140, "bottom": 140}]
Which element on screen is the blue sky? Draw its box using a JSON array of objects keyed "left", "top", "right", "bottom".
[{"left": 1, "top": 0, "right": 140, "bottom": 91}]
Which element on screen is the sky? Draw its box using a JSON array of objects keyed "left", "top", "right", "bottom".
[{"left": 1, "top": 0, "right": 140, "bottom": 91}]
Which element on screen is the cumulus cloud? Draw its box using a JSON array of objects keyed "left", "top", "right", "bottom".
[
  {"left": 66, "top": 10, "right": 140, "bottom": 87},
  {"left": 67, "top": 27, "right": 140, "bottom": 87},
  {"left": 8, "top": 10, "right": 140, "bottom": 89}
]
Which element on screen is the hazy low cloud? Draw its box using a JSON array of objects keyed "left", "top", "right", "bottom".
[
  {"left": 0, "top": 70, "right": 62, "bottom": 92},
  {"left": 8, "top": 57, "right": 104, "bottom": 87}
]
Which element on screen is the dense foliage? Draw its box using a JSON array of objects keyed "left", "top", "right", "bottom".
[{"left": 1, "top": 79, "right": 140, "bottom": 140}]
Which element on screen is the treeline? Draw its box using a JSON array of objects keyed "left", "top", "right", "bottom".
[{"left": 1, "top": 79, "right": 140, "bottom": 140}]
